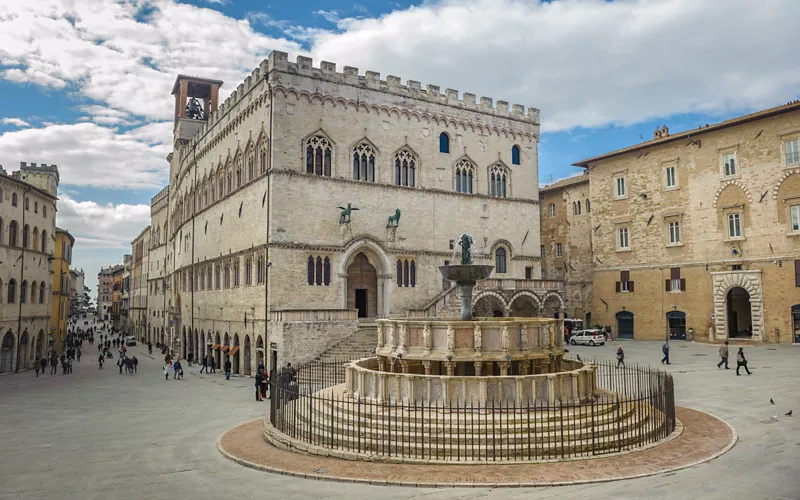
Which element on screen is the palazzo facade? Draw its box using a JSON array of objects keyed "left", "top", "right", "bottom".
[{"left": 134, "top": 51, "right": 557, "bottom": 374}]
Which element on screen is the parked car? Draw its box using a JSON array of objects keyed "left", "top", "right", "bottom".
[
  {"left": 125, "top": 336, "right": 137, "bottom": 346},
  {"left": 569, "top": 330, "right": 606, "bottom": 346}
]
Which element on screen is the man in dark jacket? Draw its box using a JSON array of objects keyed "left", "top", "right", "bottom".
[
  {"left": 224, "top": 359, "right": 232, "bottom": 380},
  {"left": 199, "top": 355, "right": 208, "bottom": 374},
  {"left": 255, "top": 370, "right": 264, "bottom": 401},
  {"left": 209, "top": 356, "right": 216, "bottom": 374}
]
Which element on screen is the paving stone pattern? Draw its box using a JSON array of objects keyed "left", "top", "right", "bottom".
[{"left": 0, "top": 323, "right": 798, "bottom": 500}]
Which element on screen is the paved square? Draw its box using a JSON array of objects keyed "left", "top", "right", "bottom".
[{"left": 1, "top": 334, "right": 798, "bottom": 500}]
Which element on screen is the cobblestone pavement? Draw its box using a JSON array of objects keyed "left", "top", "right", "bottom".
[{"left": 0, "top": 329, "right": 798, "bottom": 500}]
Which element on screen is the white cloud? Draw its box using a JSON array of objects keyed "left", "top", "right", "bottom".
[
  {"left": 2, "top": 118, "right": 30, "bottom": 128},
  {"left": 0, "top": 0, "right": 301, "bottom": 121},
  {"left": 77, "top": 105, "right": 137, "bottom": 126},
  {"left": 309, "top": 0, "right": 800, "bottom": 131},
  {"left": 56, "top": 193, "right": 150, "bottom": 249},
  {"left": 0, "top": 122, "right": 170, "bottom": 189}
]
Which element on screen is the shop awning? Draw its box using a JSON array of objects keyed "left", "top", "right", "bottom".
[
  {"left": 220, "top": 345, "right": 230, "bottom": 352},
  {"left": 228, "top": 346, "right": 240, "bottom": 356},
  {"left": 211, "top": 343, "right": 221, "bottom": 350}
]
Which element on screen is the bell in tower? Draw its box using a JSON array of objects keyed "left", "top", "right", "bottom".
[{"left": 171, "top": 75, "right": 223, "bottom": 140}]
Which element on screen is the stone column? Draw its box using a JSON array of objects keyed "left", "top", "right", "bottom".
[
  {"left": 399, "top": 359, "right": 409, "bottom": 373},
  {"left": 422, "top": 360, "right": 432, "bottom": 375},
  {"left": 444, "top": 361, "right": 456, "bottom": 376},
  {"left": 499, "top": 361, "right": 510, "bottom": 376},
  {"left": 473, "top": 361, "right": 482, "bottom": 376},
  {"left": 378, "top": 356, "right": 386, "bottom": 372},
  {"left": 518, "top": 360, "right": 529, "bottom": 375}
]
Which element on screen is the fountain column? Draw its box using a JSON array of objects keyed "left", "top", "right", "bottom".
[{"left": 457, "top": 282, "right": 476, "bottom": 320}]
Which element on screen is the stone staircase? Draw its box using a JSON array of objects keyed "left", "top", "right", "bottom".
[
  {"left": 312, "top": 319, "right": 377, "bottom": 364},
  {"left": 273, "top": 386, "right": 670, "bottom": 462}
]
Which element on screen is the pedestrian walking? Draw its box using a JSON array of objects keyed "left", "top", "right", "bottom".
[
  {"left": 199, "top": 356, "right": 208, "bottom": 374},
  {"left": 41, "top": 356, "right": 47, "bottom": 375},
  {"left": 260, "top": 369, "right": 268, "bottom": 400},
  {"left": 98, "top": 355, "right": 104, "bottom": 369},
  {"left": 736, "top": 347, "right": 751, "bottom": 375},
  {"left": 255, "top": 370, "right": 264, "bottom": 401},
  {"left": 209, "top": 356, "right": 216, "bottom": 374},
  {"left": 717, "top": 341, "right": 729, "bottom": 369},
  {"left": 132, "top": 356, "right": 138, "bottom": 374},
  {"left": 224, "top": 359, "right": 232, "bottom": 380},
  {"left": 77, "top": 347, "right": 81, "bottom": 362},
  {"left": 616, "top": 346, "right": 625, "bottom": 368},
  {"left": 68, "top": 358, "right": 73, "bottom": 374},
  {"left": 173, "top": 360, "right": 180, "bottom": 379},
  {"left": 661, "top": 341, "right": 670, "bottom": 364},
  {"left": 187, "top": 352, "right": 193, "bottom": 366},
  {"left": 164, "top": 362, "right": 170, "bottom": 380},
  {"left": 50, "top": 355, "right": 57, "bottom": 375},
  {"left": 34, "top": 355, "right": 41, "bottom": 377}
]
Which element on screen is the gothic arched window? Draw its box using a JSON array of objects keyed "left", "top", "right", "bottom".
[
  {"left": 307, "top": 256, "right": 314, "bottom": 285},
  {"left": 20, "top": 280, "right": 27, "bottom": 303},
  {"left": 455, "top": 159, "right": 474, "bottom": 194},
  {"left": 39, "top": 282, "right": 45, "bottom": 303},
  {"left": 306, "top": 135, "right": 332, "bottom": 177},
  {"left": 495, "top": 248, "right": 507, "bottom": 274},
  {"left": 9, "top": 220, "right": 18, "bottom": 247},
  {"left": 586, "top": 199, "right": 591, "bottom": 213},
  {"left": 315, "top": 257, "right": 323, "bottom": 286},
  {"left": 410, "top": 260, "right": 416, "bottom": 287},
  {"left": 247, "top": 152, "right": 255, "bottom": 181},
  {"left": 489, "top": 164, "right": 509, "bottom": 198},
  {"left": 8, "top": 279, "right": 16, "bottom": 303},
  {"left": 512, "top": 145, "right": 520, "bottom": 165},
  {"left": 403, "top": 260, "right": 410, "bottom": 287},
  {"left": 397, "top": 260, "right": 403, "bottom": 287},
  {"left": 12, "top": 193, "right": 17, "bottom": 206},
  {"left": 323, "top": 257, "right": 330, "bottom": 286},
  {"left": 394, "top": 149, "right": 416, "bottom": 187},
  {"left": 40, "top": 230, "right": 46, "bottom": 253},
  {"left": 439, "top": 132, "right": 450, "bottom": 153},
  {"left": 22, "top": 224, "right": 29, "bottom": 248},
  {"left": 352, "top": 143, "right": 376, "bottom": 182}
]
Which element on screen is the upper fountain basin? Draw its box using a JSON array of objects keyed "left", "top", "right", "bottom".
[{"left": 438, "top": 265, "right": 494, "bottom": 283}]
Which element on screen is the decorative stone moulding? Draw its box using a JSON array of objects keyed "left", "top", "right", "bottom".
[{"left": 344, "top": 357, "right": 597, "bottom": 406}]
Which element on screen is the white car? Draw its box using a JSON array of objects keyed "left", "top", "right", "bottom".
[
  {"left": 125, "top": 336, "right": 137, "bottom": 346},
  {"left": 569, "top": 330, "right": 606, "bottom": 346}
]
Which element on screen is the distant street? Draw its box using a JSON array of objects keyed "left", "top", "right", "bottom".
[{"left": 0, "top": 321, "right": 798, "bottom": 499}]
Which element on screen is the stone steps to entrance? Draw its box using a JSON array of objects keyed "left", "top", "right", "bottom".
[{"left": 312, "top": 322, "right": 377, "bottom": 364}]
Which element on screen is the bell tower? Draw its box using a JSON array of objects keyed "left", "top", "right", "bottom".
[{"left": 171, "top": 75, "right": 223, "bottom": 140}]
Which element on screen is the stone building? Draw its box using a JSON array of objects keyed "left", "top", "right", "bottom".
[
  {"left": 111, "top": 264, "right": 124, "bottom": 328},
  {"left": 152, "top": 51, "right": 562, "bottom": 375},
  {"left": 49, "top": 228, "right": 74, "bottom": 350},
  {"left": 573, "top": 101, "right": 800, "bottom": 343},
  {"left": 147, "top": 187, "right": 169, "bottom": 346},
  {"left": 130, "top": 226, "right": 150, "bottom": 341},
  {"left": 69, "top": 269, "right": 85, "bottom": 314},
  {"left": 97, "top": 266, "right": 115, "bottom": 321},
  {"left": 0, "top": 162, "right": 59, "bottom": 372},
  {"left": 121, "top": 254, "right": 131, "bottom": 333},
  {"left": 539, "top": 173, "right": 594, "bottom": 325}
]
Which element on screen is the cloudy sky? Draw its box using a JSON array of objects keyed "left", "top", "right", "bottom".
[{"left": 1, "top": 0, "right": 798, "bottom": 297}]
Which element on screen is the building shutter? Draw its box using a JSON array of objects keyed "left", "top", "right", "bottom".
[
  {"left": 671, "top": 267, "right": 681, "bottom": 280},
  {"left": 628, "top": 281, "right": 635, "bottom": 293},
  {"left": 665, "top": 279, "right": 671, "bottom": 292},
  {"left": 615, "top": 281, "right": 621, "bottom": 293},
  {"left": 680, "top": 278, "right": 686, "bottom": 291},
  {"left": 795, "top": 260, "right": 800, "bottom": 287}
]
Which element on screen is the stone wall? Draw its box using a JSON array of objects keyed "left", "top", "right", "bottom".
[{"left": 270, "top": 312, "right": 359, "bottom": 367}]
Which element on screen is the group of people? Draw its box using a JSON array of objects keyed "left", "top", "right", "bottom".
[{"left": 609, "top": 340, "right": 753, "bottom": 376}]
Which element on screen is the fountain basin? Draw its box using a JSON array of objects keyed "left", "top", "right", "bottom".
[{"left": 438, "top": 264, "right": 494, "bottom": 284}]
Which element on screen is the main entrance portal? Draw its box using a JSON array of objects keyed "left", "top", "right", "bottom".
[
  {"left": 667, "top": 311, "right": 686, "bottom": 340},
  {"left": 347, "top": 253, "right": 377, "bottom": 318},
  {"left": 726, "top": 287, "right": 752, "bottom": 338}
]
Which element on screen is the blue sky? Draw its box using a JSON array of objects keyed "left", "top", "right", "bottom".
[{"left": 1, "top": 0, "right": 798, "bottom": 298}]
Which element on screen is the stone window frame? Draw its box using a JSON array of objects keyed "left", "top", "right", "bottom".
[
  {"left": 555, "top": 267, "right": 563, "bottom": 278},
  {"left": 396, "top": 258, "right": 417, "bottom": 288},
  {"left": 663, "top": 213, "right": 684, "bottom": 247},
  {"left": 778, "top": 129, "right": 800, "bottom": 168},
  {"left": 352, "top": 140, "right": 377, "bottom": 183},
  {"left": 394, "top": 148, "right": 418, "bottom": 188},
  {"left": 304, "top": 131, "right": 334, "bottom": 177},
  {"left": 721, "top": 204, "right": 746, "bottom": 241},
  {"left": 785, "top": 195, "right": 800, "bottom": 236},
  {"left": 612, "top": 170, "right": 628, "bottom": 200},
  {"left": 244, "top": 256, "right": 253, "bottom": 286},
  {"left": 488, "top": 162, "right": 510, "bottom": 198},
  {"left": 454, "top": 157, "right": 475, "bottom": 194},
  {"left": 718, "top": 144, "right": 740, "bottom": 180},
  {"left": 615, "top": 224, "right": 631, "bottom": 252},
  {"left": 548, "top": 203, "right": 555, "bottom": 218},
  {"left": 556, "top": 242, "right": 563, "bottom": 257},
  {"left": 661, "top": 157, "right": 679, "bottom": 191}
]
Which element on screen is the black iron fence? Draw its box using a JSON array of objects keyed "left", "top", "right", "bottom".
[{"left": 269, "top": 359, "right": 675, "bottom": 462}]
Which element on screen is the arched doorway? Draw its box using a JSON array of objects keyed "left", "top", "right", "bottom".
[
  {"left": 347, "top": 253, "right": 377, "bottom": 318},
  {"left": 18, "top": 331, "right": 29, "bottom": 370},
  {"left": 244, "top": 336, "right": 251, "bottom": 376},
  {"left": 215, "top": 332, "right": 221, "bottom": 368},
  {"left": 667, "top": 311, "right": 686, "bottom": 340},
  {"left": 232, "top": 334, "right": 240, "bottom": 374},
  {"left": 508, "top": 293, "right": 540, "bottom": 317},
  {"left": 616, "top": 311, "right": 634, "bottom": 339},
  {"left": 37, "top": 330, "right": 45, "bottom": 358},
  {"left": 473, "top": 293, "right": 506, "bottom": 317},
  {"left": 0, "top": 331, "right": 14, "bottom": 373},
  {"left": 194, "top": 330, "right": 199, "bottom": 360},
  {"left": 200, "top": 331, "right": 205, "bottom": 360},
  {"left": 541, "top": 293, "right": 564, "bottom": 318},
  {"left": 792, "top": 304, "right": 800, "bottom": 344},
  {"left": 726, "top": 287, "right": 752, "bottom": 337},
  {"left": 182, "top": 330, "right": 187, "bottom": 359}
]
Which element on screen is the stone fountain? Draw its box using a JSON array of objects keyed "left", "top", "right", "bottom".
[{"left": 439, "top": 234, "right": 494, "bottom": 320}]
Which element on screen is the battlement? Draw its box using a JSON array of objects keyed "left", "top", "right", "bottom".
[
  {"left": 19, "top": 161, "right": 60, "bottom": 175},
  {"left": 187, "top": 52, "right": 540, "bottom": 151},
  {"left": 151, "top": 185, "right": 170, "bottom": 206}
]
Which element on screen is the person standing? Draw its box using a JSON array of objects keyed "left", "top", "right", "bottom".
[
  {"left": 209, "top": 356, "right": 216, "bottom": 374},
  {"left": 173, "top": 360, "right": 180, "bottom": 379},
  {"left": 132, "top": 356, "right": 138, "bottom": 374},
  {"left": 187, "top": 352, "right": 193, "bottom": 366},
  {"left": 98, "top": 355, "right": 104, "bottom": 369},
  {"left": 616, "top": 346, "right": 625, "bottom": 368},
  {"left": 717, "top": 341, "right": 729, "bottom": 369},
  {"left": 736, "top": 347, "right": 751, "bottom": 375},
  {"left": 661, "top": 341, "right": 670, "bottom": 365},
  {"left": 77, "top": 347, "right": 81, "bottom": 362},
  {"left": 34, "top": 355, "right": 41, "bottom": 377},
  {"left": 261, "top": 369, "right": 269, "bottom": 401},
  {"left": 255, "top": 370, "right": 264, "bottom": 401},
  {"left": 224, "top": 359, "right": 232, "bottom": 381},
  {"left": 164, "top": 362, "right": 170, "bottom": 380},
  {"left": 199, "top": 355, "right": 208, "bottom": 374},
  {"left": 41, "top": 356, "right": 47, "bottom": 375}
]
